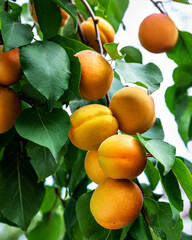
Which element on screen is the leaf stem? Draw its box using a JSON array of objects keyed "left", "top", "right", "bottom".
[{"left": 80, "top": 0, "right": 104, "bottom": 55}]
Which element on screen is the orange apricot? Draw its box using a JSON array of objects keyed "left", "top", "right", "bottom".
[
  {"left": 0, "top": 45, "right": 22, "bottom": 86},
  {"left": 28, "top": 2, "right": 69, "bottom": 27},
  {"left": 0, "top": 86, "right": 22, "bottom": 133},
  {"left": 90, "top": 178, "right": 143, "bottom": 229},
  {"left": 68, "top": 104, "right": 118, "bottom": 151},
  {"left": 98, "top": 134, "right": 147, "bottom": 179},
  {"left": 109, "top": 87, "right": 155, "bottom": 135},
  {"left": 75, "top": 50, "right": 113, "bottom": 100},
  {"left": 84, "top": 150, "right": 107, "bottom": 184},
  {"left": 80, "top": 17, "right": 115, "bottom": 52},
  {"left": 138, "top": 13, "right": 178, "bottom": 53}
]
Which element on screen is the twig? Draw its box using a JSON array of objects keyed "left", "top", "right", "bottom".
[
  {"left": 4, "top": 1, "right": 9, "bottom": 11},
  {"left": 150, "top": 0, "right": 168, "bottom": 14},
  {"left": 147, "top": 153, "right": 153, "bottom": 158},
  {"left": 80, "top": 0, "right": 103, "bottom": 55},
  {"left": 54, "top": 188, "right": 66, "bottom": 207},
  {"left": 77, "top": 17, "right": 88, "bottom": 45},
  {"left": 106, "top": 93, "right": 110, "bottom": 106}
]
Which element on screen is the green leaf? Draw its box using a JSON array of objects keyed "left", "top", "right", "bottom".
[
  {"left": 137, "top": 134, "right": 176, "bottom": 175},
  {"left": 76, "top": 192, "right": 106, "bottom": 238},
  {"left": 28, "top": 212, "right": 64, "bottom": 240},
  {"left": 104, "top": 43, "right": 124, "bottom": 60},
  {"left": 27, "top": 142, "right": 62, "bottom": 182},
  {"left": 106, "top": 0, "right": 129, "bottom": 32},
  {"left": 108, "top": 72, "right": 124, "bottom": 99},
  {"left": 172, "top": 0, "right": 190, "bottom": 4},
  {"left": 142, "top": 118, "right": 164, "bottom": 140},
  {"left": 181, "top": 232, "right": 192, "bottom": 239},
  {"left": 153, "top": 202, "right": 183, "bottom": 240},
  {"left": 0, "top": 138, "right": 45, "bottom": 230},
  {"left": 20, "top": 41, "right": 71, "bottom": 109},
  {"left": 52, "top": 0, "right": 77, "bottom": 22},
  {"left": 0, "top": 10, "right": 34, "bottom": 51},
  {"left": 143, "top": 197, "right": 159, "bottom": 215},
  {"left": 64, "top": 198, "right": 77, "bottom": 232},
  {"left": 144, "top": 160, "right": 160, "bottom": 190},
  {"left": 33, "top": 0, "right": 62, "bottom": 39},
  {"left": 40, "top": 186, "right": 57, "bottom": 213},
  {"left": 158, "top": 163, "right": 183, "bottom": 212},
  {"left": 15, "top": 107, "right": 70, "bottom": 159},
  {"left": 167, "top": 31, "right": 192, "bottom": 66},
  {"left": 149, "top": 226, "right": 167, "bottom": 240},
  {"left": 115, "top": 59, "right": 163, "bottom": 93},
  {"left": 8, "top": 2, "right": 22, "bottom": 21},
  {"left": 172, "top": 158, "right": 192, "bottom": 201},
  {"left": 120, "top": 46, "right": 142, "bottom": 63},
  {"left": 129, "top": 215, "right": 149, "bottom": 240}
]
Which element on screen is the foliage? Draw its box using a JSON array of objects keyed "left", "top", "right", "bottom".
[{"left": 0, "top": 0, "right": 191, "bottom": 239}]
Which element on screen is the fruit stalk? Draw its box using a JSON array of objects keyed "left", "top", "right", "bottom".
[
  {"left": 150, "top": 0, "right": 167, "bottom": 14},
  {"left": 80, "top": 0, "right": 104, "bottom": 55}
]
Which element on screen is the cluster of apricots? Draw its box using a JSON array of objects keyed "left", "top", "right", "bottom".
[
  {"left": 0, "top": 45, "right": 22, "bottom": 134},
  {"left": 69, "top": 48, "right": 156, "bottom": 229}
]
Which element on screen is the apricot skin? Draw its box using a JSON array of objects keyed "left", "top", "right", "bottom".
[
  {"left": 80, "top": 17, "right": 115, "bottom": 52},
  {"left": 98, "top": 134, "right": 147, "bottom": 179},
  {"left": 90, "top": 178, "right": 143, "bottom": 229},
  {"left": 139, "top": 13, "right": 178, "bottom": 53},
  {"left": 68, "top": 104, "right": 118, "bottom": 151},
  {"left": 85, "top": 150, "right": 107, "bottom": 184},
  {"left": 0, "top": 46, "right": 22, "bottom": 86},
  {"left": 0, "top": 87, "right": 22, "bottom": 134},
  {"left": 75, "top": 50, "right": 113, "bottom": 101},
  {"left": 109, "top": 87, "right": 155, "bottom": 135}
]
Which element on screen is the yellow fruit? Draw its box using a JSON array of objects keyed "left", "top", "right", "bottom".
[
  {"left": 84, "top": 150, "right": 107, "bottom": 184},
  {"left": 139, "top": 13, "right": 178, "bottom": 53},
  {"left": 109, "top": 87, "right": 155, "bottom": 135},
  {"left": 75, "top": 50, "right": 113, "bottom": 100},
  {"left": 0, "top": 45, "right": 22, "bottom": 86},
  {"left": 0, "top": 86, "right": 22, "bottom": 133},
  {"left": 98, "top": 134, "right": 147, "bottom": 179},
  {"left": 90, "top": 178, "right": 143, "bottom": 229},
  {"left": 80, "top": 17, "right": 115, "bottom": 52},
  {"left": 68, "top": 104, "right": 118, "bottom": 150}
]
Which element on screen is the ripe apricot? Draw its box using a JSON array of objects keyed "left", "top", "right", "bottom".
[
  {"left": 68, "top": 104, "right": 118, "bottom": 151},
  {"left": 75, "top": 50, "right": 113, "bottom": 100},
  {"left": 0, "top": 86, "right": 22, "bottom": 133},
  {"left": 0, "top": 45, "right": 22, "bottom": 86},
  {"left": 98, "top": 134, "right": 147, "bottom": 179},
  {"left": 85, "top": 150, "right": 107, "bottom": 184},
  {"left": 139, "top": 13, "right": 178, "bottom": 53},
  {"left": 90, "top": 178, "right": 143, "bottom": 229},
  {"left": 109, "top": 87, "right": 155, "bottom": 135},
  {"left": 80, "top": 17, "right": 115, "bottom": 52},
  {"left": 28, "top": 2, "right": 69, "bottom": 27}
]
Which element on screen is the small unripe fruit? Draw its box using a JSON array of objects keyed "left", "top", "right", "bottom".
[
  {"left": 109, "top": 87, "right": 155, "bottom": 135},
  {"left": 80, "top": 17, "right": 115, "bottom": 52},
  {"left": 68, "top": 104, "right": 118, "bottom": 151},
  {"left": 90, "top": 178, "right": 143, "bottom": 229},
  {"left": 98, "top": 134, "right": 147, "bottom": 179},
  {"left": 0, "top": 86, "right": 22, "bottom": 133},
  {"left": 85, "top": 150, "right": 107, "bottom": 184},
  {"left": 75, "top": 50, "right": 113, "bottom": 100},
  {"left": 0, "top": 45, "right": 22, "bottom": 86},
  {"left": 139, "top": 13, "right": 178, "bottom": 53}
]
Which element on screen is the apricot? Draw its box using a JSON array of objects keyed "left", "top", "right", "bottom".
[
  {"left": 0, "top": 86, "right": 22, "bottom": 133},
  {"left": 0, "top": 45, "right": 22, "bottom": 86},
  {"left": 28, "top": 2, "right": 69, "bottom": 27},
  {"left": 75, "top": 50, "right": 113, "bottom": 100},
  {"left": 84, "top": 150, "right": 107, "bottom": 184},
  {"left": 98, "top": 134, "right": 147, "bottom": 179},
  {"left": 138, "top": 13, "right": 178, "bottom": 53},
  {"left": 68, "top": 104, "right": 118, "bottom": 151},
  {"left": 90, "top": 178, "right": 143, "bottom": 229},
  {"left": 109, "top": 87, "right": 155, "bottom": 135},
  {"left": 80, "top": 17, "right": 115, "bottom": 52}
]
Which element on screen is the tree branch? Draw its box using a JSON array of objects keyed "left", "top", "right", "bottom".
[
  {"left": 80, "top": 0, "right": 103, "bottom": 55},
  {"left": 150, "top": 0, "right": 168, "bottom": 15},
  {"left": 4, "top": 1, "right": 9, "bottom": 12}
]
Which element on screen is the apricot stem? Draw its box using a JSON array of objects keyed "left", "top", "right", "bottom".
[
  {"left": 77, "top": 17, "right": 88, "bottom": 45},
  {"left": 80, "top": 0, "right": 104, "bottom": 55},
  {"left": 150, "top": 0, "right": 168, "bottom": 15},
  {"left": 4, "top": 1, "right": 8, "bottom": 11}
]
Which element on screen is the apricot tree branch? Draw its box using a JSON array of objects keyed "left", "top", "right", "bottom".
[
  {"left": 150, "top": 0, "right": 168, "bottom": 14},
  {"left": 80, "top": 0, "right": 104, "bottom": 55},
  {"left": 4, "top": 1, "right": 9, "bottom": 11}
]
